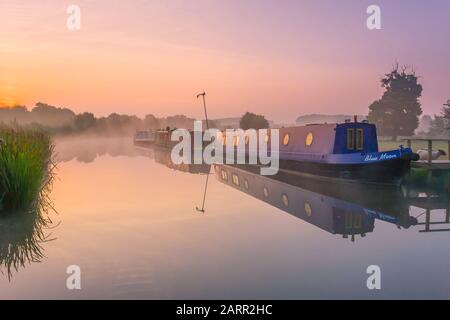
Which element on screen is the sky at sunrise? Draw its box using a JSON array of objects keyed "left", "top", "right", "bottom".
[{"left": 1, "top": 0, "right": 449, "bottom": 122}]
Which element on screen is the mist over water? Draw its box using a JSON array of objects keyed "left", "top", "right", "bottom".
[{"left": 0, "top": 137, "right": 449, "bottom": 299}]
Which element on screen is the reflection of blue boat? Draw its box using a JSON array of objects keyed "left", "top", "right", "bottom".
[
  {"left": 215, "top": 164, "right": 418, "bottom": 241},
  {"left": 238, "top": 120, "right": 418, "bottom": 185}
]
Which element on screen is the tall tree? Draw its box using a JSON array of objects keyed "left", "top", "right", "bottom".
[
  {"left": 444, "top": 100, "right": 450, "bottom": 131},
  {"left": 74, "top": 112, "right": 96, "bottom": 131},
  {"left": 143, "top": 114, "right": 160, "bottom": 129},
  {"left": 368, "top": 65, "right": 423, "bottom": 140},
  {"left": 427, "top": 102, "right": 450, "bottom": 137},
  {"left": 239, "top": 112, "right": 269, "bottom": 130}
]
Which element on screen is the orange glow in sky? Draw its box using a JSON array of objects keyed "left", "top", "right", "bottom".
[{"left": 1, "top": 0, "right": 449, "bottom": 122}]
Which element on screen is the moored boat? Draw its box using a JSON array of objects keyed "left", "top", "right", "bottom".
[
  {"left": 134, "top": 129, "right": 156, "bottom": 145},
  {"left": 272, "top": 120, "right": 419, "bottom": 185},
  {"left": 134, "top": 119, "right": 419, "bottom": 185},
  {"left": 224, "top": 119, "right": 419, "bottom": 185}
]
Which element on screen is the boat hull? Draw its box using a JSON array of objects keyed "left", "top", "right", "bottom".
[{"left": 279, "top": 157, "right": 411, "bottom": 186}]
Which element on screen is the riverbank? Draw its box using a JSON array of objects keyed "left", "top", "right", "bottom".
[{"left": 0, "top": 126, "right": 55, "bottom": 212}]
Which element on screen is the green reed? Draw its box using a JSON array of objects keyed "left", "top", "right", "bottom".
[{"left": 0, "top": 126, "right": 55, "bottom": 211}]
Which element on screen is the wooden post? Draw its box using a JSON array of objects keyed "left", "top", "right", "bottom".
[
  {"left": 425, "top": 209, "right": 431, "bottom": 232},
  {"left": 446, "top": 208, "right": 450, "bottom": 223},
  {"left": 428, "top": 140, "right": 433, "bottom": 165},
  {"left": 407, "top": 139, "right": 411, "bottom": 148}
]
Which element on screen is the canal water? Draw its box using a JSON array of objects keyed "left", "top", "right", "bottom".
[{"left": 0, "top": 137, "right": 449, "bottom": 299}]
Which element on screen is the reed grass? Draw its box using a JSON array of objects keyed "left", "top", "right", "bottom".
[{"left": 0, "top": 126, "right": 55, "bottom": 212}]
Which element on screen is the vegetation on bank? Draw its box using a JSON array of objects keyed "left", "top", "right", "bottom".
[
  {"left": 408, "top": 168, "right": 450, "bottom": 192},
  {"left": 368, "top": 64, "right": 449, "bottom": 139},
  {"left": 0, "top": 126, "right": 55, "bottom": 212},
  {"left": 0, "top": 103, "right": 220, "bottom": 136},
  {"left": 0, "top": 199, "right": 55, "bottom": 279},
  {"left": 368, "top": 65, "right": 423, "bottom": 140},
  {"left": 379, "top": 140, "right": 448, "bottom": 155},
  {"left": 239, "top": 112, "right": 270, "bottom": 130}
]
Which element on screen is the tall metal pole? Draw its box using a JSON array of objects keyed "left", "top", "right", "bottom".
[{"left": 197, "top": 92, "right": 209, "bottom": 129}]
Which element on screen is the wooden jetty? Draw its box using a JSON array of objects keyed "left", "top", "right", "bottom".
[{"left": 404, "top": 138, "right": 450, "bottom": 170}]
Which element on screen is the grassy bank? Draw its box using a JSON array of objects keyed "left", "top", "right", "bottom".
[
  {"left": 409, "top": 168, "right": 450, "bottom": 192},
  {"left": 0, "top": 126, "right": 55, "bottom": 212},
  {"left": 379, "top": 140, "right": 449, "bottom": 160}
]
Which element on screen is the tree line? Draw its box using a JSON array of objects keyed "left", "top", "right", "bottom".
[
  {"left": 2, "top": 65, "right": 448, "bottom": 139},
  {"left": 0, "top": 103, "right": 217, "bottom": 136}
]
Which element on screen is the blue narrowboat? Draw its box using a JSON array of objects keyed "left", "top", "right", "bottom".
[{"left": 269, "top": 120, "right": 419, "bottom": 185}]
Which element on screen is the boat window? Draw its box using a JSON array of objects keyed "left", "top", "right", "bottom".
[
  {"left": 305, "top": 132, "right": 314, "bottom": 147},
  {"left": 221, "top": 170, "right": 228, "bottom": 181},
  {"left": 304, "top": 202, "right": 312, "bottom": 217},
  {"left": 232, "top": 174, "right": 240, "bottom": 186},
  {"left": 283, "top": 133, "right": 290, "bottom": 146},
  {"left": 347, "top": 128, "right": 355, "bottom": 150},
  {"left": 356, "top": 128, "right": 364, "bottom": 150},
  {"left": 263, "top": 187, "right": 269, "bottom": 198},
  {"left": 282, "top": 194, "right": 289, "bottom": 208}
]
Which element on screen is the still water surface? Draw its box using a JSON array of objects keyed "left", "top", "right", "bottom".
[{"left": 0, "top": 138, "right": 449, "bottom": 299}]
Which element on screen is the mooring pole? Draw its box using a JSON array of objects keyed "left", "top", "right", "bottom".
[
  {"left": 428, "top": 139, "right": 433, "bottom": 166},
  {"left": 197, "top": 92, "right": 209, "bottom": 129}
]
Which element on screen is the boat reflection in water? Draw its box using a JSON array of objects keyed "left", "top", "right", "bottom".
[
  {"left": 132, "top": 144, "right": 449, "bottom": 239},
  {"left": 214, "top": 164, "right": 450, "bottom": 241},
  {"left": 152, "top": 146, "right": 211, "bottom": 175}
]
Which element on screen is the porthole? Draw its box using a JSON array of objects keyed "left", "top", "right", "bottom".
[
  {"left": 232, "top": 174, "right": 240, "bottom": 186},
  {"left": 305, "top": 132, "right": 314, "bottom": 147},
  {"left": 282, "top": 194, "right": 289, "bottom": 208},
  {"left": 263, "top": 187, "right": 269, "bottom": 198},
  {"left": 283, "top": 133, "right": 290, "bottom": 146},
  {"left": 304, "top": 202, "right": 312, "bottom": 217}
]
